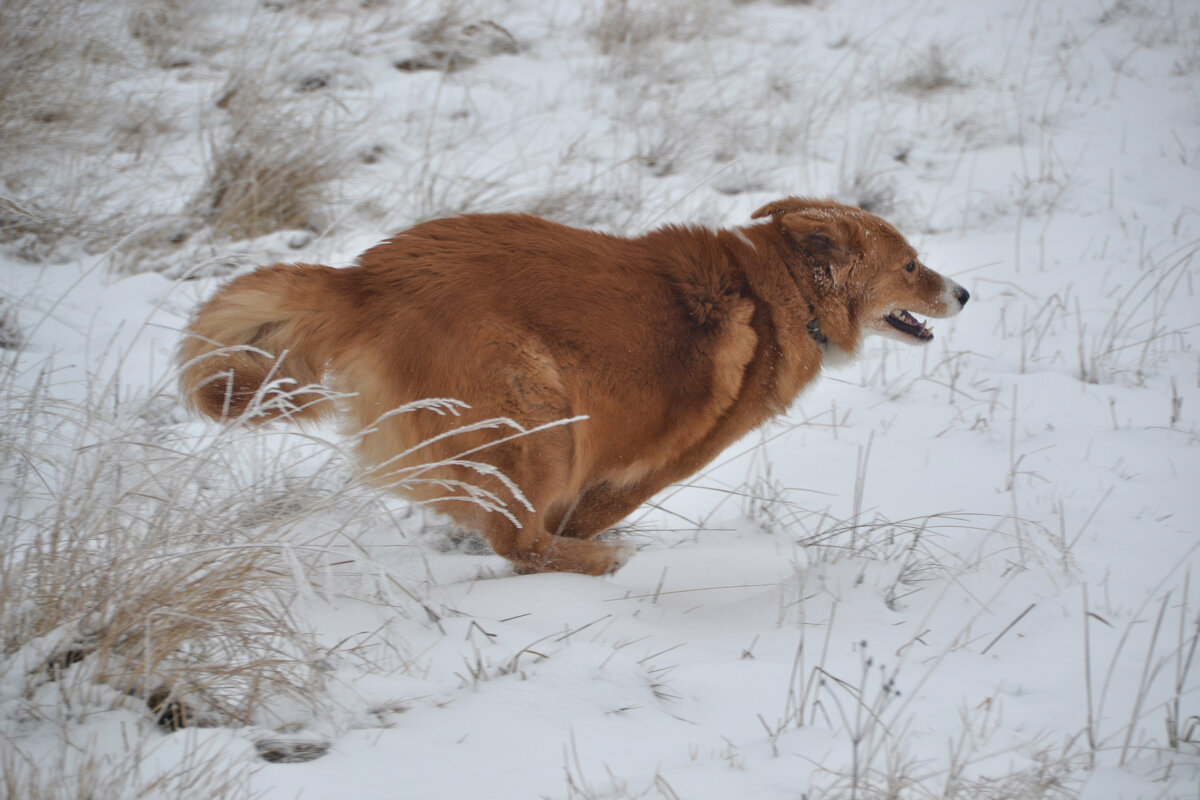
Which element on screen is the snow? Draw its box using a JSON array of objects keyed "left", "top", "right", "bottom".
[{"left": 2, "top": 0, "right": 1198, "bottom": 797}]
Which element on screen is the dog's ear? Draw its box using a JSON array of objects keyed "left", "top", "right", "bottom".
[
  {"left": 750, "top": 198, "right": 856, "bottom": 257},
  {"left": 750, "top": 196, "right": 824, "bottom": 219},
  {"left": 760, "top": 212, "right": 857, "bottom": 275},
  {"left": 776, "top": 212, "right": 855, "bottom": 258},
  {"left": 753, "top": 196, "right": 863, "bottom": 290},
  {"left": 754, "top": 200, "right": 860, "bottom": 290}
]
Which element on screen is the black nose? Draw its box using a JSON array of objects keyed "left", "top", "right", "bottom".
[{"left": 954, "top": 286, "right": 970, "bottom": 306}]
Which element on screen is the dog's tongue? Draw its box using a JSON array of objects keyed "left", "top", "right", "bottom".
[{"left": 888, "top": 309, "right": 933, "bottom": 340}]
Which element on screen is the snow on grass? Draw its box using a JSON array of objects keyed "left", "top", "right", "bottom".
[{"left": 2, "top": 0, "right": 1198, "bottom": 797}]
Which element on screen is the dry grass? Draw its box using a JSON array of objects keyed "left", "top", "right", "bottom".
[
  {"left": 127, "top": 0, "right": 212, "bottom": 69},
  {"left": 0, "top": 1, "right": 123, "bottom": 156},
  {"left": 841, "top": 169, "right": 900, "bottom": 217},
  {"left": 587, "top": 0, "right": 719, "bottom": 56},
  {"left": 0, "top": 295, "right": 22, "bottom": 351},
  {"left": 172, "top": 17, "right": 356, "bottom": 247},
  {"left": 1, "top": 0, "right": 356, "bottom": 271},
  {"left": 0, "top": 377, "right": 329, "bottom": 733},
  {"left": 191, "top": 99, "right": 347, "bottom": 243},
  {"left": 0, "top": 340, "right": 578, "bottom": 741},
  {"left": 0, "top": 0, "right": 134, "bottom": 261},
  {"left": 892, "top": 44, "right": 968, "bottom": 96},
  {"left": 1, "top": 737, "right": 261, "bottom": 800},
  {"left": 395, "top": 12, "right": 520, "bottom": 73}
]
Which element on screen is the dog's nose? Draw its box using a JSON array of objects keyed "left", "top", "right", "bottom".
[{"left": 954, "top": 285, "right": 970, "bottom": 307}]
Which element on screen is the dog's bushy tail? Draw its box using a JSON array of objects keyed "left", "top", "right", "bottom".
[{"left": 179, "top": 263, "right": 345, "bottom": 423}]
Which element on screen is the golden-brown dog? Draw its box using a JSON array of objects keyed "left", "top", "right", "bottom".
[{"left": 179, "top": 197, "right": 968, "bottom": 575}]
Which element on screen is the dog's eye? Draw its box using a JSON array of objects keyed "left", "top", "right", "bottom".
[{"left": 904, "top": 261, "right": 916, "bottom": 273}]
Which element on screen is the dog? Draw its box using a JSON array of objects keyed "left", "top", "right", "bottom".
[{"left": 179, "top": 197, "right": 969, "bottom": 575}]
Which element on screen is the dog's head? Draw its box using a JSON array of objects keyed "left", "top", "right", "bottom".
[{"left": 750, "top": 197, "right": 969, "bottom": 348}]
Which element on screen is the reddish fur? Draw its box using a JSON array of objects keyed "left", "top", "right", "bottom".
[{"left": 179, "top": 197, "right": 967, "bottom": 575}]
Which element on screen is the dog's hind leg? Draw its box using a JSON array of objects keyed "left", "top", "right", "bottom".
[
  {"left": 495, "top": 522, "right": 636, "bottom": 575},
  {"left": 459, "top": 433, "right": 635, "bottom": 576},
  {"left": 546, "top": 479, "right": 666, "bottom": 543}
]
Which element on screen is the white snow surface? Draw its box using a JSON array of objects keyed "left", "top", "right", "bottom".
[{"left": 2, "top": 0, "right": 1198, "bottom": 798}]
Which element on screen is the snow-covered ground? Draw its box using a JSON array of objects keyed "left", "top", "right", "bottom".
[{"left": 2, "top": 0, "right": 1197, "bottom": 797}]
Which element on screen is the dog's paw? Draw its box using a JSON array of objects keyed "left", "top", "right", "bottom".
[
  {"left": 606, "top": 543, "right": 637, "bottom": 574},
  {"left": 509, "top": 539, "right": 636, "bottom": 576}
]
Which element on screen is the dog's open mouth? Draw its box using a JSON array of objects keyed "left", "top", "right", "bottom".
[{"left": 884, "top": 309, "right": 933, "bottom": 341}]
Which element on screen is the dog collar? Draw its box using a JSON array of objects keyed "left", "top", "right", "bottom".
[{"left": 805, "top": 303, "right": 828, "bottom": 346}]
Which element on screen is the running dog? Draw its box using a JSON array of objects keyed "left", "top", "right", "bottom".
[{"left": 179, "top": 197, "right": 969, "bottom": 575}]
